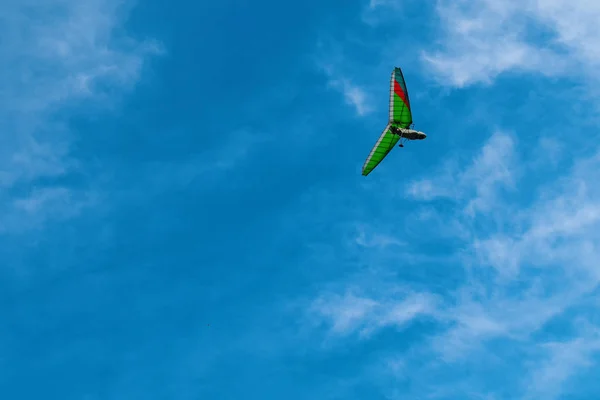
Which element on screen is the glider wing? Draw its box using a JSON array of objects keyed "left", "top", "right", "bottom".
[
  {"left": 389, "top": 67, "right": 412, "bottom": 128},
  {"left": 361, "top": 124, "right": 401, "bottom": 176}
]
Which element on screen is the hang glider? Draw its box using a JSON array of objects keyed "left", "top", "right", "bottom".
[{"left": 361, "top": 67, "right": 426, "bottom": 176}]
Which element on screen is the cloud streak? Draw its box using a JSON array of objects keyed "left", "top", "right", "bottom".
[
  {"left": 310, "top": 288, "right": 438, "bottom": 339},
  {"left": 326, "top": 77, "right": 372, "bottom": 117}
]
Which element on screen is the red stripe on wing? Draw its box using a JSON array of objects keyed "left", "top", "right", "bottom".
[{"left": 394, "top": 80, "right": 409, "bottom": 108}]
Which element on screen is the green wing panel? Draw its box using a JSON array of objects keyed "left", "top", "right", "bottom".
[
  {"left": 388, "top": 67, "right": 412, "bottom": 128},
  {"left": 362, "top": 124, "right": 401, "bottom": 176}
]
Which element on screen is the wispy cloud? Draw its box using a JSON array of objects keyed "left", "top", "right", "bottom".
[
  {"left": 525, "top": 332, "right": 600, "bottom": 400},
  {"left": 315, "top": 41, "right": 374, "bottom": 117},
  {"left": 353, "top": 223, "right": 405, "bottom": 249},
  {"left": 406, "top": 131, "right": 517, "bottom": 217},
  {"left": 326, "top": 77, "right": 372, "bottom": 117},
  {"left": 0, "top": 0, "right": 161, "bottom": 231},
  {"left": 422, "top": 0, "right": 600, "bottom": 87},
  {"left": 3, "top": 187, "right": 98, "bottom": 233},
  {"left": 310, "top": 288, "right": 438, "bottom": 339}
]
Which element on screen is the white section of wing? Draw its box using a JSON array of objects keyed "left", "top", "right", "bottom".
[{"left": 388, "top": 70, "right": 395, "bottom": 123}]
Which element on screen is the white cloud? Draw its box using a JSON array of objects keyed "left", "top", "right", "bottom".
[
  {"left": 315, "top": 41, "right": 373, "bottom": 117},
  {"left": 0, "top": 0, "right": 161, "bottom": 231},
  {"left": 311, "top": 291, "right": 379, "bottom": 336},
  {"left": 525, "top": 332, "right": 600, "bottom": 400},
  {"left": 3, "top": 187, "right": 98, "bottom": 233},
  {"left": 353, "top": 223, "right": 405, "bottom": 249},
  {"left": 367, "top": 0, "right": 390, "bottom": 9},
  {"left": 406, "top": 131, "right": 517, "bottom": 218},
  {"left": 327, "top": 77, "right": 372, "bottom": 116},
  {"left": 310, "top": 288, "right": 438, "bottom": 338},
  {"left": 408, "top": 130, "right": 600, "bottom": 279},
  {"left": 423, "top": 0, "right": 600, "bottom": 87}
]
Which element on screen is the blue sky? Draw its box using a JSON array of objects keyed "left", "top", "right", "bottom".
[{"left": 3, "top": 0, "right": 600, "bottom": 399}]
